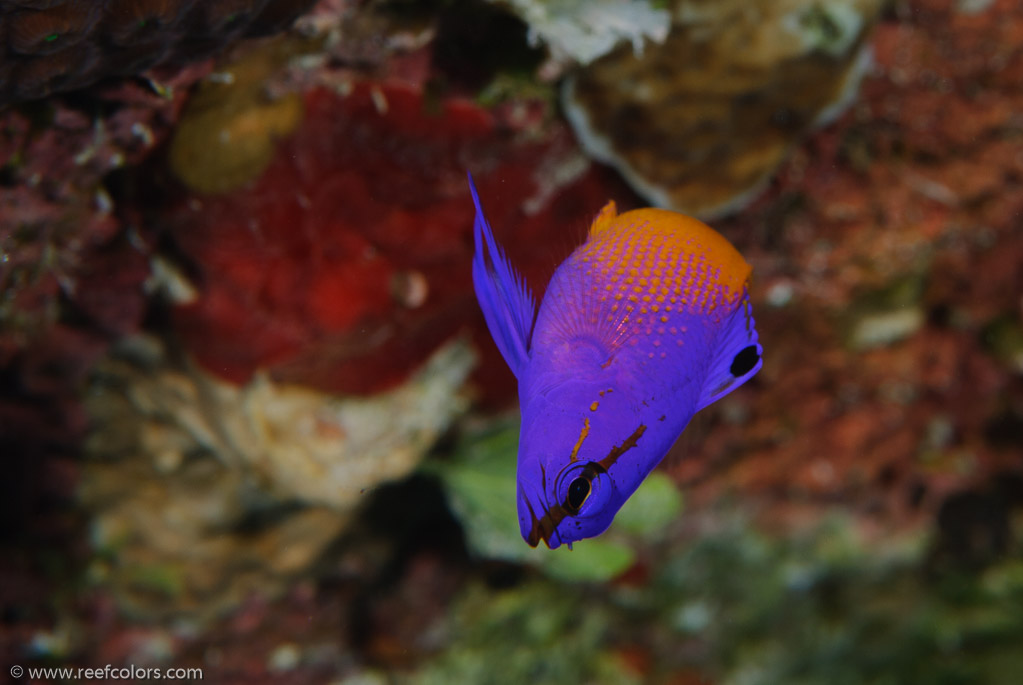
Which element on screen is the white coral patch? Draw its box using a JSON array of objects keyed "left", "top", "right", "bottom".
[{"left": 495, "top": 0, "right": 671, "bottom": 64}]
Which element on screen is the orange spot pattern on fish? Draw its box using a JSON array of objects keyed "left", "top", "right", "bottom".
[{"left": 555, "top": 201, "right": 751, "bottom": 359}]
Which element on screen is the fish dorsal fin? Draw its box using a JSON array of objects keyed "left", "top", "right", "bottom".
[
  {"left": 469, "top": 172, "right": 537, "bottom": 377},
  {"left": 589, "top": 201, "right": 617, "bottom": 238},
  {"left": 696, "top": 294, "right": 762, "bottom": 411}
]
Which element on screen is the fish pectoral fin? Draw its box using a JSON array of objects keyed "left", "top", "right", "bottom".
[
  {"left": 696, "top": 295, "right": 763, "bottom": 411},
  {"left": 469, "top": 172, "right": 537, "bottom": 377}
]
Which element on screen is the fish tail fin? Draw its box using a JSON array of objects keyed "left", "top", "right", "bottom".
[
  {"left": 469, "top": 171, "right": 536, "bottom": 377},
  {"left": 696, "top": 293, "right": 763, "bottom": 411}
]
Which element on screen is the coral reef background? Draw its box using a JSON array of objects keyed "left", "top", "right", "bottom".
[
  {"left": 1, "top": 0, "right": 1021, "bottom": 683},
  {"left": 0, "top": 0, "right": 318, "bottom": 104}
]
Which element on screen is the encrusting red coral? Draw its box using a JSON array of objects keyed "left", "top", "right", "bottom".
[
  {"left": 665, "top": 0, "right": 1023, "bottom": 535},
  {"left": 0, "top": 75, "right": 186, "bottom": 576},
  {"left": 0, "top": 71, "right": 194, "bottom": 425},
  {"left": 166, "top": 80, "right": 628, "bottom": 398}
]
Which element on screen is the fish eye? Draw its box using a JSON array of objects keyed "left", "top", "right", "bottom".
[
  {"left": 556, "top": 461, "right": 610, "bottom": 517},
  {"left": 567, "top": 477, "right": 590, "bottom": 511}
]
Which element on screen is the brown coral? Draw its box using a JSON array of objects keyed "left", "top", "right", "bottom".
[
  {"left": 167, "top": 38, "right": 305, "bottom": 194},
  {"left": 0, "top": 0, "right": 317, "bottom": 104},
  {"left": 563, "top": 0, "right": 886, "bottom": 219}
]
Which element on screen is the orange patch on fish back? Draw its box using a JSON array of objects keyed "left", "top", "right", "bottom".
[{"left": 580, "top": 206, "right": 750, "bottom": 314}]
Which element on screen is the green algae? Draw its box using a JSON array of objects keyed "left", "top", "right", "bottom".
[
  {"left": 613, "top": 468, "right": 683, "bottom": 539},
  {"left": 428, "top": 420, "right": 682, "bottom": 582},
  {"left": 122, "top": 563, "right": 187, "bottom": 601},
  {"left": 411, "top": 581, "right": 640, "bottom": 685},
  {"left": 795, "top": 2, "right": 866, "bottom": 57},
  {"left": 413, "top": 511, "right": 1023, "bottom": 683},
  {"left": 425, "top": 421, "right": 1023, "bottom": 684},
  {"left": 982, "top": 315, "right": 1023, "bottom": 374},
  {"left": 845, "top": 272, "right": 928, "bottom": 350}
]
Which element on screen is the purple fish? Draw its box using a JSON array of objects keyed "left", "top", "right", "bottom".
[{"left": 470, "top": 174, "right": 762, "bottom": 549}]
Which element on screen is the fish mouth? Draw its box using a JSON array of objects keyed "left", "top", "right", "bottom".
[{"left": 519, "top": 488, "right": 567, "bottom": 550}]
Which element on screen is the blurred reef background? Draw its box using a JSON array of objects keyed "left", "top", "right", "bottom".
[{"left": 1, "top": 0, "right": 1022, "bottom": 683}]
